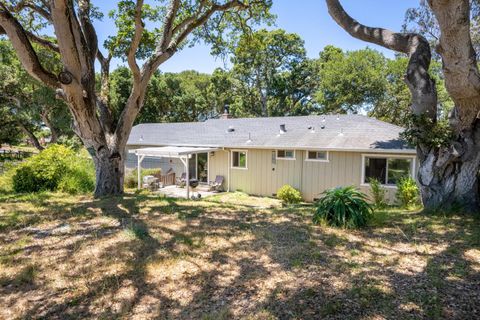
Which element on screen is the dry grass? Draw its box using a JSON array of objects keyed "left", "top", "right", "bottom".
[{"left": 0, "top": 191, "right": 479, "bottom": 319}]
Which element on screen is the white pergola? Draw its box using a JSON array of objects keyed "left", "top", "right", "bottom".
[{"left": 132, "top": 146, "right": 219, "bottom": 199}]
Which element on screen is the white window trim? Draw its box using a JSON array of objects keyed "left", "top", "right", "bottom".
[
  {"left": 361, "top": 154, "right": 416, "bottom": 188},
  {"left": 276, "top": 149, "right": 296, "bottom": 161},
  {"left": 305, "top": 150, "right": 329, "bottom": 162},
  {"left": 231, "top": 149, "right": 248, "bottom": 170}
]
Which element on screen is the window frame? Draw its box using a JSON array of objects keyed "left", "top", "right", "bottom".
[
  {"left": 231, "top": 150, "right": 248, "bottom": 170},
  {"left": 276, "top": 149, "right": 296, "bottom": 160},
  {"left": 361, "top": 154, "right": 416, "bottom": 188},
  {"left": 305, "top": 150, "right": 329, "bottom": 162}
]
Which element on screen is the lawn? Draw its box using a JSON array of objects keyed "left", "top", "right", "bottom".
[{"left": 0, "top": 191, "right": 479, "bottom": 319}]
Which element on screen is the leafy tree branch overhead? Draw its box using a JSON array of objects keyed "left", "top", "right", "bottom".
[{"left": 0, "top": 0, "right": 273, "bottom": 197}]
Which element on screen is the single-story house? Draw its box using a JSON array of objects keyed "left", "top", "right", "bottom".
[{"left": 126, "top": 113, "right": 417, "bottom": 202}]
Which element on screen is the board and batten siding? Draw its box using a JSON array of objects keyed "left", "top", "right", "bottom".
[
  {"left": 211, "top": 149, "right": 408, "bottom": 203},
  {"left": 208, "top": 149, "right": 230, "bottom": 189},
  {"left": 126, "top": 145, "right": 412, "bottom": 203}
]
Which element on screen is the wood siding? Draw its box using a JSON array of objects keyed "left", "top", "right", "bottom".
[
  {"left": 127, "top": 145, "right": 415, "bottom": 203},
  {"left": 215, "top": 149, "right": 414, "bottom": 203}
]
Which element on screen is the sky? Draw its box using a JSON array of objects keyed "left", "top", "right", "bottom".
[{"left": 94, "top": 0, "right": 419, "bottom": 73}]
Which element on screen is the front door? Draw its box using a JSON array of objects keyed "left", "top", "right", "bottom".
[{"left": 197, "top": 153, "right": 208, "bottom": 183}]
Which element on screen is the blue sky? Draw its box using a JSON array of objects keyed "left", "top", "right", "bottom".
[{"left": 95, "top": 0, "right": 419, "bottom": 73}]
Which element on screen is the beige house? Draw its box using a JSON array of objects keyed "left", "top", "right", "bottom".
[{"left": 126, "top": 114, "right": 416, "bottom": 202}]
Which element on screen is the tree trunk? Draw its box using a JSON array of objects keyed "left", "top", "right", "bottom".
[
  {"left": 324, "top": 0, "right": 480, "bottom": 212},
  {"left": 417, "top": 121, "right": 480, "bottom": 212},
  {"left": 92, "top": 147, "right": 125, "bottom": 197},
  {"left": 18, "top": 122, "right": 44, "bottom": 151},
  {"left": 41, "top": 111, "right": 59, "bottom": 144}
]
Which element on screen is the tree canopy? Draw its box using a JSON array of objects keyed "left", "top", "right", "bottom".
[{"left": 0, "top": 0, "right": 274, "bottom": 196}]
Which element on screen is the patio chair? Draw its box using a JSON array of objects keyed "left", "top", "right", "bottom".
[
  {"left": 209, "top": 175, "right": 224, "bottom": 192},
  {"left": 176, "top": 172, "right": 187, "bottom": 187}
]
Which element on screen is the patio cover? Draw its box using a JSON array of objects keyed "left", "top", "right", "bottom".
[
  {"left": 132, "top": 146, "right": 219, "bottom": 198},
  {"left": 133, "top": 146, "right": 219, "bottom": 158}
]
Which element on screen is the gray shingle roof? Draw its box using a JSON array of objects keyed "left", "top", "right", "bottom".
[{"left": 127, "top": 115, "right": 415, "bottom": 153}]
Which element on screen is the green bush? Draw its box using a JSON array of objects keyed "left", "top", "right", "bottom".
[
  {"left": 313, "top": 186, "right": 372, "bottom": 228},
  {"left": 277, "top": 184, "right": 302, "bottom": 204},
  {"left": 58, "top": 152, "right": 95, "bottom": 194},
  {"left": 369, "top": 178, "right": 386, "bottom": 208},
  {"left": 11, "top": 145, "right": 95, "bottom": 194},
  {"left": 124, "top": 168, "right": 162, "bottom": 189},
  {"left": 396, "top": 177, "right": 419, "bottom": 208}
]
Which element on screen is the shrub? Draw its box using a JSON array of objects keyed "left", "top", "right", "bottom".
[
  {"left": 11, "top": 145, "right": 95, "bottom": 194},
  {"left": 13, "top": 145, "right": 74, "bottom": 193},
  {"left": 313, "top": 186, "right": 372, "bottom": 228},
  {"left": 58, "top": 153, "right": 95, "bottom": 194},
  {"left": 124, "top": 168, "right": 162, "bottom": 189},
  {"left": 396, "top": 177, "right": 419, "bottom": 208},
  {"left": 369, "top": 178, "right": 386, "bottom": 208},
  {"left": 277, "top": 184, "right": 302, "bottom": 204}
]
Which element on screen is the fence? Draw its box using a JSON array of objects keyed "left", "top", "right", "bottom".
[{"left": 0, "top": 149, "right": 35, "bottom": 174}]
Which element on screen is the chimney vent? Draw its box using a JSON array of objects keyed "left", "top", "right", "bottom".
[
  {"left": 220, "top": 104, "right": 232, "bottom": 119},
  {"left": 279, "top": 124, "right": 287, "bottom": 134}
]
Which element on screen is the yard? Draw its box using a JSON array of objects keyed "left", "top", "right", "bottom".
[{"left": 0, "top": 191, "right": 479, "bottom": 319}]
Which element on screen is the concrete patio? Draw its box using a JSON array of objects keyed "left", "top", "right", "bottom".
[{"left": 156, "top": 185, "right": 219, "bottom": 199}]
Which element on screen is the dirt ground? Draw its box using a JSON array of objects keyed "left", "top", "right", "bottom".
[{"left": 0, "top": 191, "right": 479, "bottom": 319}]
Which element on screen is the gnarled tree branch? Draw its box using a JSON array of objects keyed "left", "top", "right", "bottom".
[
  {"left": 428, "top": 0, "right": 480, "bottom": 127},
  {"left": 325, "top": 0, "right": 437, "bottom": 120},
  {"left": 127, "top": 0, "right": 144, "bottom": 84},
  {"left": 0, "top": 3, "right": 58, "bottom": 88}
]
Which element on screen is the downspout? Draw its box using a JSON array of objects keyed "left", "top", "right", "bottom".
[{"left": 227, "top": 148, "right": 231, "bottom": 192}]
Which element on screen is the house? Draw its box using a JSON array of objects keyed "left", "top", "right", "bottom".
[{"left": 126, "top": 113, "right": 416, "bottom": 202}]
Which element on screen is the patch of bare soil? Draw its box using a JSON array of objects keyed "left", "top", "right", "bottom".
[{"left": 0, "top": 193, "right": 479, "bottom": 319}]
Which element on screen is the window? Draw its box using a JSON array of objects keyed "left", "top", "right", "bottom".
[
  {"left": 231, "top": 151, "right": 247, "bottom": 169},
  {"left": 277, "top": 150, "right": 295, "bottom": 160},
  {"left": 363, "top": 155, "right": 414, "bottom": 185},
  {"left": 307, "top": 151, "right": 329, "bottom": 161},
  {"left": 387, "top": 158, "right": 412, "bottom": 184}
]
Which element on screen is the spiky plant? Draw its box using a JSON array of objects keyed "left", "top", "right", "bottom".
[{"left": 313, "top": 186, "right": 373, "bottom": 228}]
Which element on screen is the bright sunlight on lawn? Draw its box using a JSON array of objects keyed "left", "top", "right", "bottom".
[{"left": 1, "top": 191, "right": 479, "bottom": 319}]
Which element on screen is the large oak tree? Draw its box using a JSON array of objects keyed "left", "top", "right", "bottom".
[
  {"left": 0, "top": 0, "right": 272, "bottom": 197},
  {"left": 326, "top": 0, "right": 480, "bottom": 211}
]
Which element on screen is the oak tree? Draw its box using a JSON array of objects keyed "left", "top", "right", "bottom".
[
  {"left": 0, "top": 0, "right": 272, "bottom": 196},
  {"left": 326, "top": 0, "right": 480, "bottom": 211}
]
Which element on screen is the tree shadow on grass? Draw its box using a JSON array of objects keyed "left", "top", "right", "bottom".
[
  {"left": 1, "top": 194, "right": 480, "bottom": 319},
  {"left": 259, "top": 211, "right": 480, "bottom": 319}
]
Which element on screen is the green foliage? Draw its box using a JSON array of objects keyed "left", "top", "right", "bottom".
[
  {"left": 57, "top": 149, "right": 95, "bottom": 194},
  {"left": 13, "top": 145, "right": 74, "bottom": 192},
  {"left": 106, "top": 0, "right": 274, "bottom": 60},
  {"left": 0, "top": 40, "right": 71, "bottom": 146},
  {"left": 56, "top": 135, "right": 84, "bottom": 151},
  {"left": 369, "top": 178, "right": 387, "bottom": 208},
  {"left": 0, "top": 162, "right": 17, "bottom": 194},
  {"left": 277, "top": 185, "right": 302, "bottom": 204},
  {"left": 124, "top": 168, "right": 162, "bottom": 189},
  {"left": 401, "top": 114, "right": 453, "bottom": 148},
  {"left": 313, "top": 186, "right": 372, "bottom": 228},
  {"left": 396, "top": 177, "right": 420, "bottom": 208},
  {"left": 231, "top": 29, "right": 317, "bottom": 117},
  {"left": 10, "top": 145, "right": 94, "bottom": 194},
  {"left": 315, "top": 46, "right": 387, "bottom": 114}
]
